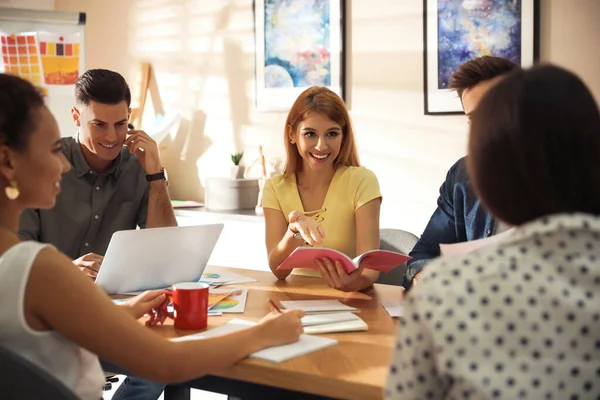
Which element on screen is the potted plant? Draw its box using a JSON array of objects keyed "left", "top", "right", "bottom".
[{"left": 230, "top": 151, "right": 244, "bottom": 179}]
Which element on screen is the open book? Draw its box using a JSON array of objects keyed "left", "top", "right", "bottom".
[{"left": 276, "top": 247, "right": 411, "bottom": 274}]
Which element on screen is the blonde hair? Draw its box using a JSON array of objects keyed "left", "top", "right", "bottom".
[{"left": 283, "top": 87, "right": 360, "bottom": 176}]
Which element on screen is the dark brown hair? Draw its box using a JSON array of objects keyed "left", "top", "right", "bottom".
[
  {"left": 0, "top": 73, "right": 45, "bottom": 152},
  {"left": 283, "top": 86, "right": 359, "bottom": 175},
  {"left": 449, "top": 56, "right": 520, "bottom": 99},
  {"left": 467, "top": 65, "right": 600, "bottom": 226},
  {"left": 75, "top": 69, "right": 131, "bottom": 107}
]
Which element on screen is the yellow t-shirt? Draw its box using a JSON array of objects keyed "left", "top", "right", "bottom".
[{"left": 262, "top": 166, "right": 382, "bottom": 276}]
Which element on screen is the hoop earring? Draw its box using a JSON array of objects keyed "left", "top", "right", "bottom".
[{"left": 5, "top": 180, "right": 19, "bottom": 200}]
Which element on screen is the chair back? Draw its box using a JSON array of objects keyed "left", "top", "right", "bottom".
[
  {"left": 377, "top": 228, "right": 419, "bottom": 286},
  {"left": 0, "top": 345, "right": 80, "bottom": 400}
]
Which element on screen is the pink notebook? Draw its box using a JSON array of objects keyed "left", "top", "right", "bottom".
[{"left": 276, "top": 247, "right": 411, "bottom": 274}]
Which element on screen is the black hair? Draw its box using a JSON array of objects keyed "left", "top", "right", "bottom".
[
  {"left": 0, "top": 73, "right": 45, "bottom": 151},
  {"left": 75, "top": 69, "right": 131, "bottom": 107}
]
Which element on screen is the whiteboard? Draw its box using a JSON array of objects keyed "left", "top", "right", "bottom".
[{"left": 0, "top": 7, "right": 85, "bottom": 137}]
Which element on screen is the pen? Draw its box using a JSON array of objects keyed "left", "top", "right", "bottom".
[{"left": 268, "top": 299, "right": 282, "bottom": 314}]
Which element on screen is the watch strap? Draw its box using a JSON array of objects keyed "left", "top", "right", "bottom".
[{"left": 146, "top": 167, "right": 166, "bottom": 182}]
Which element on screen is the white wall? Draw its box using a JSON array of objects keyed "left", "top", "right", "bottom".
[
  {"left": 53, "top": 0, "right": 600, "bottom": 237},
  {"left": 0, "top": 0, "right": 53, "bottom": 10}
]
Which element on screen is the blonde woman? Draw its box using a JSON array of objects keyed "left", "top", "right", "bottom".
[{"left": 262, "top": 87, "right": 382, "bottom": 292}]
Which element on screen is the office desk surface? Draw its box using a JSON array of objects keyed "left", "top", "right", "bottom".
[{"left": 147, "top": 266, "right": 404, "bottom": 400}]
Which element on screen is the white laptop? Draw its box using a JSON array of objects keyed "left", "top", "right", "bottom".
[{"left": 95, "top": 224, "right": 224, "bottom": 294}]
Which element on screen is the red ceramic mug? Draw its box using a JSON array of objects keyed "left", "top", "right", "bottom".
[{"left": 166, "top": 282, "right": 209, "bottom": 330}]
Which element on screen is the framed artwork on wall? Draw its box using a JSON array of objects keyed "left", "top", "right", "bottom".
[
  {"left": 423, "top": 0, "right": 540, "bottom": 115},
  {"left": 253, "top": 0, "right": 346, "bottom": 112}
]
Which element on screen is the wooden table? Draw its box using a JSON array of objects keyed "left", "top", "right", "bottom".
[{"left": 149, "top": 266, "right": 404, "bottom": 400}]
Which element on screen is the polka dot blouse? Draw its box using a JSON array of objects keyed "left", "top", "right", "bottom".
[{"left": 386, "top": 213, "right": 600, "bottom": 399}]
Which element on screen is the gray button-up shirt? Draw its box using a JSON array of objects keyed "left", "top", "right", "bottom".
[{"left": 19, "top": 136, "right": 149, "bottom": 259}]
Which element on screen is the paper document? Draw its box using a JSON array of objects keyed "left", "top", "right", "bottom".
[
  {"left": 201, "top": 270, "right": 258, "bottom": 286},
  {"left": 301, "top": 313, "right": 368, "bottom": 334},
  {"left": 381, "top": 301, "right": 404, "bottom": 318},
  {"left": 440, "top": 228, "right": 515, "bottom": 257},
  {"left": 301, "top": 313, "right": 358, "bottom": 326},
  {"left": 172, "top": 318, "right": 338, "bottom": 363},
  {"left": 207, "top": 288, "right": 248, "bottom": 313},
  {"left": 280, "top": 300, "right": 358, "bottom": 314},
  {"left": 208, "top": 289, "right": 235, "bottom": 309}
]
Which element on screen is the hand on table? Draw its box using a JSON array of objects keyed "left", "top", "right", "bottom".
[
  {"left": 315, "top": 257, "right": 362, "bottom": 292},
  {"left": 258, "top": 309, "right": 305, "bottom": 347},
  {"left": 288, "top": 210, "right": 325, "bottom": 246},
  {"left": 73, "top": 252, "right": 103, "bottom": 278}
]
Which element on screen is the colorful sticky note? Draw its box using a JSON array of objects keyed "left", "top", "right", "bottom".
[
  {"left": 17, "top": 45, "right": 27, "bottom": 54},
  {"left": 7, "top": 36, "right": 16, "bottom": 45},
  {"left": 27, "top": 35, "right": 35, "bottom": 44},
  {"left": 29, "top": 45, "right": 36, "bottom": 54},
  {"left": 9, "top": 56, "right": 17, "bottom": 64},
  {"left": 31, "top": 65, "right": 40, "bottom": 73},
  {"left": 74, "top": 43, "right": 80, "bottom": 56},
  {"left": 39, "top": 42, "right": 46, "bottom": 55},
  {"left": 47, "top": 42, "right": 55, "bottom": 56},
  {"left": 65, "top": 43, "right": 73, "bottom": 56},
  {"left": 19, "top": 56, "right": 28, "bottom": 64},
  {"left": 16, "top": 36, "right": 26, "bottom": 45},
  {"left": 8, "top": 46, "right": 16, "bottom": 55},
  {"left": 56, "top": 43, "right": 64, "bottom": 56},
  {"left": 19, "top": 65, "right": 30, "bottom": 74}
]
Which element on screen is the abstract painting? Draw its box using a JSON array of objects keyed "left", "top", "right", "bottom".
[
  {"left": 424, "top": 0, "right": 539, "bottom": 114},
  {"left": 254, "top": 0, "right": 345, "bottom": 111}
]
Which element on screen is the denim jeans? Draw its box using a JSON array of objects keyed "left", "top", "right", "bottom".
[
  {"left": 101, "top": 360, "right": 165, "bottom": 400},
  {"left": 111, "top": 376, "right": 165, "bottom": 400}
]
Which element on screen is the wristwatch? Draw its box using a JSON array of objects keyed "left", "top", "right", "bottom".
[{"left": 146, "top": 167, "right": 168, "bottom": 185}]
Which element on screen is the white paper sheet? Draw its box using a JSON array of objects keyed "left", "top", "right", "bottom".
[
  {"left": 439, "top": 228, "right": 516, "bottom": 257},
  {"left": 381, "top": 301, "right": 404, "bottom": 318},
  {"left": 171, "top": 318, "right": 338, "bottom": 363},
  {"left": 201, "top": 270, "right": 258, "bottom": 286},
  {"left": 280, "top": 300, "right": 358, "bottom": 314},
  {"left": 301, "top": 313, "right": 368, "bottom": 334}
]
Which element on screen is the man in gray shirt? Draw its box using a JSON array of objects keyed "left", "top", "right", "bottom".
[
  {"left": 19, "top": 69, "right": 177, "bottom": 276},
  {"left": 19, "top": 69, "right": 176, "bottom": 400}
]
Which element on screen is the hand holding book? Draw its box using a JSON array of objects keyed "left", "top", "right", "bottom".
[
  {"left": 277, "top": 247, "right": 411, "bottom": 274},
  {"left": 315, "top": 257, "right": 363, "bottom": 291}
]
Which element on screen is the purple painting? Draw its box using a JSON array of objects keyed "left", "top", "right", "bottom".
[
  {"left": 263, "top": 0, "right": 331, "bottom": 88},
  {"left": 437, "top": 0, "right": 522, "bottom": 89}
]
